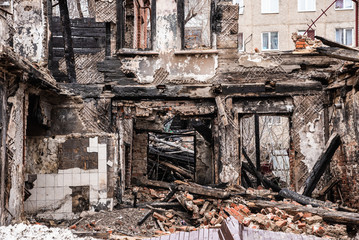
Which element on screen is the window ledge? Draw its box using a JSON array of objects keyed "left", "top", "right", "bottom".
[
  {"left": 117, "top": 49, "right": 159, "bottom": 56},
  {"left": 174, "top": 49, "right": 219, "bottom": 55},
  {"left": 335, "top": 8, "right": 354, "bottom": 11},
  {"left": 297, "top": 10, "right": 316, "bottom": 12}
]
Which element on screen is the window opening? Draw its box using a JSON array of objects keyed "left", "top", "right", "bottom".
[
  {"left": 261, "top": 0, "right": 279, "bottom": 13},
  {"left": 183, "top": 0, "right": 211, "bottom": 49},
  {"left": 147, "top": 116, "right": 196, "bottom": 182},
  {"left": 335, "top": 0, "right": 353, "bottom": 9},
  {"left": 262, "top": 32, "right": 278, "bottom": 50},
  {"left": 240, "top": 115, "right": 290, "bottom": 188},
  {"left": 336, "top": 28, "right": 353, "bottom": 46}
]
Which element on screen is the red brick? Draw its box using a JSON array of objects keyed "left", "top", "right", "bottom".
[
  {"left": 297, "top": 222, "right": 306, "bottom": 229},
  {"left": 294, "top": 212, "right": 303, "bottom": 222},
  {"left": 193, "top": 199, "right": 205, "bottom": 205},
  {"left": 153, "top": 212, "right": 167, "bottom": 222},
  {"left": 275, "top": 220, "right": 287, "bottom": 228}
]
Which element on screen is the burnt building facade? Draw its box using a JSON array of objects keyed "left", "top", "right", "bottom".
[{"left": 0, "top": 0, "right": 358, "bottom": 223}]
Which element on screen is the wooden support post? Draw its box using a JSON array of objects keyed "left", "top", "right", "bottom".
[
  {"left": 254, "top": 114, "right": 261, "bottom": 186},
  {"left": 0, "top": 83, "right": 7, "bottom": 225},
  {"left": 303, "top": 133, "right": 341, "bottom": 197},
  {"left": 177, "top": 0, "right": 185, "bottom": 50},
  {"left": 116, "top": 0, "right": 125, "bottom": 49},
  {"left": 59, "top": 0, "right": 76, "bottom": 82},
  {"left": 47, "top": 0, "right": 53, "bottom": 70},
  {"left": 150, "top": 0, "right": 156, "bottom": 50}
]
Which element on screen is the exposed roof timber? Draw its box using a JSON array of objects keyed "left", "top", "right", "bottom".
[
  {"left": 315, "top": 36, "right": 359, "bottom": 52},
  {"left": 316, "top": 47, "right": 359, "bottom": 62},
  {"left": 111, "top": 81, "right": 322, "bottom": 99}
]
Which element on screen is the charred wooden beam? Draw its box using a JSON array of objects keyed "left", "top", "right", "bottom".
[
  {"left": 315, "top": 36, "right": 359, "bottom": 51},
  {"left": 156, "top": 160, "right": 194, "bottom": 179},
  {"left": 242, "top": 148, "right": 281, "bottom": 192},
  {"left": 177, "top": 0, "right": 185, "bottom": 50},
  {"left": 316, "top": 47, "right": 359, "bottom": 62},
  {"left": 58, "top": 0, "right": 76, "bottom": 82},
  {"left": 254, "top": 114, "right": 260, "bottom": 186},
  {"left": 149, "top": 134, "right": 194, "bottom": 154},
  {"left": 150, "top": 0, "right": 156, "bottom": 50},
  {"left": 303, "top": 133, "right": 341, "bottom": 197},
  {"left": 0, "top": 83, "right": 7, "bottom": 225},
  {"left": 279, "top": 188, "right": 336, "bottom": 209},
  {"left": 116, "top": 0, "right": 125, "bottom": 49},
  {"left": 177, "top": 183, "right": 230, "bottom": 199}
]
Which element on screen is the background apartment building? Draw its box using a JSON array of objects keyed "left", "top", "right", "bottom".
[{"left": 234, "top": 0, "right": 356, "bottom": 52}]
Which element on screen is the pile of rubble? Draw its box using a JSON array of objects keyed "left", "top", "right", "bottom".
[
  {"left": 29, "top": 182, "right": 358, "bottom": 239},
  {"left": 150, "top": 190, "right": 349, "bottom": 239}
]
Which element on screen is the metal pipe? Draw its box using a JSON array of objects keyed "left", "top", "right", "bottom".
[{"left": 353, "top": 0, "right": 358, "bottom": 47}]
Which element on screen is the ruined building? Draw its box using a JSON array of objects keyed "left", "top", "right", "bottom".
[{"left": 0, "top": 0, "right": 358, "bottom": 227}]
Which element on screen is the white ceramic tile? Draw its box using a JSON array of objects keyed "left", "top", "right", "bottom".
[
  {"left": 45, "top": 174, "right": 55, "bottom": 187},
  {"left": 80, "top": 172, "right": 90, "bottom": 185},
  {"left": 63, "top": 173, "right": 72, "bottom": 186},
  {"left": 37, "top": 200, "right": 47, "bottom": 209},
  {"left": 98, "top": 172, "right": 107, "bottom": 190},
  {"left": 54, "top": 187, "right": 64, "bottom": 200},
  {"left": 36, "top": 188, "right": 46, "bottom": 200},
  {"left": 89, "top": 173, "right": 98, "bottom": 186},
  {"left": 73, "top": 174, "right": 81, "bottom": 185},
  {"left": 45, "top": 187, "right": 55, "bottom": 201},
  {"left": 56, "top": 173, "right": 64, "bottom": 187},
  {"left": 28, "top": 188, "right": 37, "bottom": 201},
  {"left": 36, "top": 174, "right": 46, "bottom": 188},
  {"left": 63, "top": 200, "right": 72, "bottom": 213},
  {"left": 25, "top": 200, "right": 37, "bottom": 212},
  {"left": 98, "top": 159, "right": 107, "bottom": 173},
  {"left": 63, "top": 187, "right": 72, "bottom": 197},
  {"left": 98, "top": 145, "right": 107, "bottom": 161}
]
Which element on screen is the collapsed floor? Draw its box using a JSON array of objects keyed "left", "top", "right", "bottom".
[{"left": 24, "top": 182, "right": 359, "bottom": 239}]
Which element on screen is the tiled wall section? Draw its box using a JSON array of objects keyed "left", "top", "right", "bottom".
[{"left": 24, "top": 137, "right": 112, "bottom": 219}]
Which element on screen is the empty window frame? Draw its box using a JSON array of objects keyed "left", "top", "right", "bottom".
[
  {"left": 298, "top": 29, "right": 315, "bottom": 40},
  {"left": 336, "top": 28, "right": 353, "bottom": 46},
  {"left": 238, "top": 32, "right": 244, "bottom": 51},
  {"left": 233, "top": 0, "right": 244, "bottom": 14},
  {"left": 335, "top": 0, "right": 353, "bottom": 9},
  {"left": 261, "top": 0, "right": 279, "bottom": 14},
  {"left": 298, "top": 0, "right": 316, "bottom": 12},
  {"left": 117, "top": 0, "right": 156, "bottom": 50},
  {"left": 181, "top": 0, "right": 211, "bottom": 49},
  {"left": 262, "top": 31, "right": 278, "bottom": 50}
]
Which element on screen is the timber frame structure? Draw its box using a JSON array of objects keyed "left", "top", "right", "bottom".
[{"left": 0, "top": 0, "right": 358, "bottom": 224}]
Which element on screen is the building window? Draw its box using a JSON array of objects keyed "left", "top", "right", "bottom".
[
  {"left": 298, "top": 29, "right": 315, "bottom": 40},
  {"left": 262, "top": 32, "right": 278, "bottom": 50},
  {"left": 233, "top": 0, "right": 244, "bottom": 14},
  {"left": 298, "top": 0, "right": 316, "bottom": 12},
  {"left": 0, "top": 0, "right": 10, "bottom": 6},
  {"left": 336, "top": 28, "right": 353, "bottom": 46},
  {"left": 335, "top": 0, "right": 353, "bottom": 9},
  {"left": 238, "top": 33, "right": 244, "bottom": 51},
  {"left": 183, "top": 0, "right": 211, "bottom": 49},
  {"left": 117, "top": 0, "right": 156, "bottom": 50},
  {"left": 261, "top": 0, "right": 279, "bottom": 13}
]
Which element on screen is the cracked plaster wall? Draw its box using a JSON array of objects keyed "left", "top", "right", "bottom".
[
  {"left": 119, "top": 0, "right": 217, "bottom": 83},
  {"left": 13, "top": 0, "right": 46, "bottom": 62}
]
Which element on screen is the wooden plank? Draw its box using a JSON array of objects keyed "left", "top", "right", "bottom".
[
  {"left": 116, "top": 0, "right": 125, "bottom": 49},
  {"left": 0, "top": 84, "right": 7, "bottom": 225},
  {"left": 303, "top": 133, "right": 341, "bottom": 197},
  {"left": 52, "top": 36, "right": 106, "bottom": 48},
  {"left": 58, "top": 0, "right": 76, "bottom": 82},
  {"left": 52, "top": 27, "right": 106, "bottom": 37}
]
